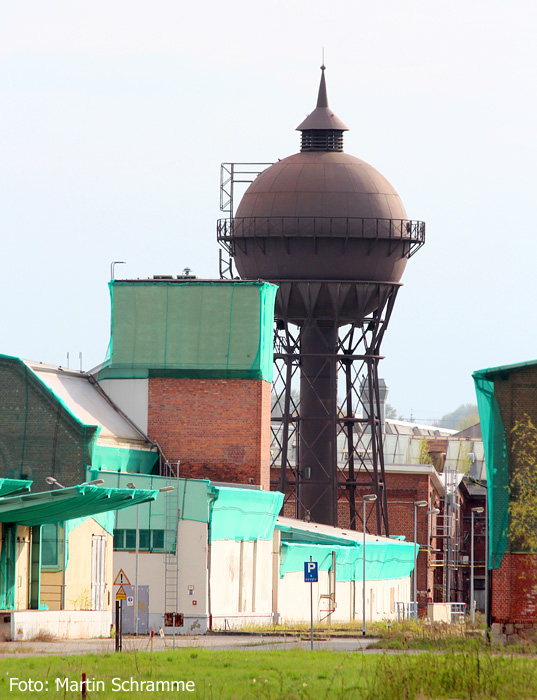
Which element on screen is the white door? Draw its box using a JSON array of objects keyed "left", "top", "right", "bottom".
[{"left": 91, "top": 535, "right": 107, "bottom": 610}]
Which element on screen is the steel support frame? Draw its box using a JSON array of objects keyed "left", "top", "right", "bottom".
[{"left": 271, "top": 285, "right": 399, "bottom": 536}]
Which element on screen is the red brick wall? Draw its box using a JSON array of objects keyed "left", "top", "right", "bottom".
[
  {"left": 148, "top": 377, "right": 271, "bottom": 489},
  {"left": 492, "top": 553, "right": 537, "bottom": 623}
]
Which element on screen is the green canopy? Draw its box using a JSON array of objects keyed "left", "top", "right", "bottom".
[
  {"left": 0, "top": 484, "right": 159, "bottom": 526},
  {"left": 0, "top": 478, "right": 32, "bottom": 497}
]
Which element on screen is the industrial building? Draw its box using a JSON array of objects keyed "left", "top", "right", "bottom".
[
  {"left": 474, "top": 359, "right": 537, "bottom": 642},
  {"left": 0, "top": 66, "right": 488, "bottom": 638}
]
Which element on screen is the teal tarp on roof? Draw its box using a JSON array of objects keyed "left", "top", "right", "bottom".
[
  {"left": 210, "top": 487, "right": 284, "bottom": 542},
  {"left": 279, "top": 540, "right": 416, "bottom": 582},
  {"left": 0, "top": 484, "right": 159, "bottom": 526},
  {"left": 0, "top": 479, "right": 32, "bottom": 497}
]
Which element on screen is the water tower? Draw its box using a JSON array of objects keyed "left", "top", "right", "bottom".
[{"left": 217, "top": 67, "right": 425, "bottom": 534}]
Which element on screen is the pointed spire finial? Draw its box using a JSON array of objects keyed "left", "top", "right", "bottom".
[
  {"left": 316, "top": 64, "right": 328, "bottom": 108},
  {"left": 296, "top": 65, "right": 349, "bottom": 142}
]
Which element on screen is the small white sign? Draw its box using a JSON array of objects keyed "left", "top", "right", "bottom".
[
  {"left": 386, "top": 618, "right": 392, "bottom": 628},
  {"left": 127, "top": 596, "right": 134, "bottom": 607},
  {"left": 16, "top": 628, "right": 23, "bottom": 640},
  {"left": 424, "top": 617, "right": 431, "bottom": 626}
]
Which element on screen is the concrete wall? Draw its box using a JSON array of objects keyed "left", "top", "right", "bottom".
[
  {"left": 276, "top": 570, "right": 410, "bottom": 624},
  {"left": 114, "top": 519, "right": 209, "bottom": 635},
  {"left": 210, "top": 539, "right": 273, "bottom": 629},
  {"left": 65, "top": 519, "right": 113, "bottom": 611},
  {"left": 113, "top": 551, "right": 166, "bottom": 632},
  {"left": 8, "top": 610, "right": 111, "bottom": 640},
  {"left": 97, "top": 378, "right": 149, "bottom": 434}
]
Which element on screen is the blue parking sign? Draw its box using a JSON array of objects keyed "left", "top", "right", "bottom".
[{"left": 304, "top": 561, "right": 318, "bottom": 583}]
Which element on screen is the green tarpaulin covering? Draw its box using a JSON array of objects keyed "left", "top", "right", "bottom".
[
  {"left": 0, "top": 484, "right": 159, "bottom": 526},
  {"left": 92, "top": 445, "right": 159, "bottom": 475},
  {"left": 209, "top": 487, "right": 284, "bottom": 542},
  {"left": 473, "top": 369, "right": 509, "bottom": 569},
  {"left": 0, "top": 478, "right": 32, "bottom": 497},
  {"left": 99, "top": 280, "right": 277, "bottom": 382},
  {"left": 279, "top": 540, "right": 416, "bottom": 582}
]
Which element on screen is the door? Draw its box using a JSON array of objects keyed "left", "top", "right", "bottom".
[
  {"left": 91, "top": 535, "right": 107, "bottom": 611},
  {"left": 121, "top": 585, "right": 149, "bottom": 635}
]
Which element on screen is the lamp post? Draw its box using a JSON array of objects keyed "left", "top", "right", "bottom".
[
  {"left": 471, "top": 506, "right": 484, "bottom": 623},
  {"left": 362, "top": 493, "right": 377, "bottom": 636},
  {"left": 127, "top": 483, "right": 174, "bottom": 635},
  {"left": 413, "top": 501, "right": 428, "bottom": 620}
]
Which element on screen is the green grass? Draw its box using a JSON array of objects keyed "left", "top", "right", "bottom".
[
  {"left": 368, "top": 619, "right": 490, "bottom": 651},
  {"left": 2, "top": 648, "right": 537, "bottom": 699}
]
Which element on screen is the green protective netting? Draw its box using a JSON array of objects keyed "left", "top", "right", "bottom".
[
  {"left": 0, "top": 355, "right": 99, "bottom": 484},
  {"left": 99, "top": 280, "right": 277, "bottom": 382},
  {"left": 95, "top": 470, "right": 213, "bottom": 528},
  {"left": 279, "top": 540, "right": 416, "bottom": 582},
  {"left": 473, "top": 370, "right": 509, "bottom": 569},
  {"left": 0, "top": 484, "right": 159, "bottom": 526},
  {"left": 209, "top": 487, "right": 284, "bottom": 542},
  {"left": 92, "top": 445, "right": 158, "bottom": 475},
  {"left": 0, "top": 478, "right": 32, "bottom": 497},
  {"left": 0, "top": 522, "right": 17, "bottom": 609}
]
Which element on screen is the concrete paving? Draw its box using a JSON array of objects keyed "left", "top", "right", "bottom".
[{"left": 0, "top": 633, "right": 379, "bottom": 657}]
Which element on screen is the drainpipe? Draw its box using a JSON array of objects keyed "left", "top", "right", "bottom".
[{"left": 207, "top": 487, "right": 219, "bottom": 632}]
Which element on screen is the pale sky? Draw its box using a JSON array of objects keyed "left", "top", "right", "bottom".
[{"left": 1, "top": 1, "right": 536, "bottom": 421}]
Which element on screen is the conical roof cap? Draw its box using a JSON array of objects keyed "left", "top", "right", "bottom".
[{"left": 296, "top": 66, "right": 349, "bottom": 131}]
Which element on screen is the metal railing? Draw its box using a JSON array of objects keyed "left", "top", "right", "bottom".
[
  {"left": 450, "top": 602, "right": 466, "bottom": 624},
  {"left": 217, "top": 216, "right": 425, "bottom": 252},
  {"left": 395, "top": 601, "right": 418, "bottom": 622}
]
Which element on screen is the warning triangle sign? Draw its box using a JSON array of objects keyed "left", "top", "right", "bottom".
[
  {"left": 116, "top": 585, "right": 126, "bottom": 600},
  {"left": 114, "top": 569, "right": 131, "bottom": 585}
]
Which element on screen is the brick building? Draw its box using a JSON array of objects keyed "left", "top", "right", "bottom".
[
  {"left": 96, "top": 278, "right": 276, "bottom": 490},
  {"left": 474, "top": 360, "right": 537, "bottom": 641}
]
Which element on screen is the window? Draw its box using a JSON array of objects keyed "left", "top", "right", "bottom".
[
  {"left": 113, "top": 529, "right": 166, "bottom": 552},
  {"left": 41, "top": 523, "right": 63, "bottom": 570}
]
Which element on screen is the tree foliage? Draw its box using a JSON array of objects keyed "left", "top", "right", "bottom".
[
  {"left": 438, "top": 403, "right": 480, "bottom": 430},
  {"left": 385, "top": 403, "right": 404, "bottom": 420},
  {"left": 509, "top": 413, "right": 537, "bottom": 552},
  {"left": 415, "top": 438, "right": 434, "bottom": 466}
]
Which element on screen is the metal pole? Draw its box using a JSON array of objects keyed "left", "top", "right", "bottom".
[
  {"left": 471, "top": 510, "right": 475, "bottom": 623},
  {"left": 115, "top": 600, "right": 120, "bottom": 652},
  {"left": 135, "top": 503, "right": 139, "bottom": 636},
  {"left": 310, "top": 555, "right": 314, "bottom": 651},
  {"left": 362, "top": 497, "right": 366, "bottom": 636},
  {"left": 414, "top": 504, "right": 418, "bottom": 620}
]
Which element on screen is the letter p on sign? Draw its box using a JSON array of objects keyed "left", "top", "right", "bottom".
[{"left": 304, "top": 561, "right": 318, "bottom": 583}]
